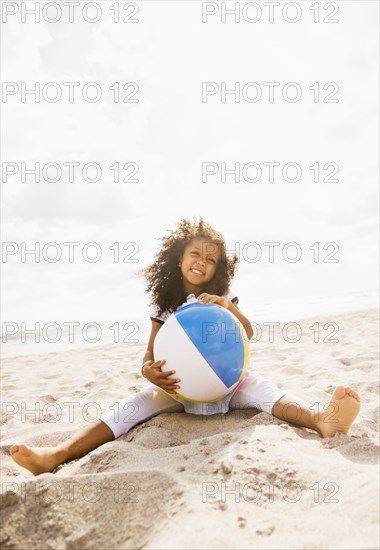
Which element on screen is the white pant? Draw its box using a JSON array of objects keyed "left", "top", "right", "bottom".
[{"left": 100, "top": 372, "right": 287, "bottom": 439}]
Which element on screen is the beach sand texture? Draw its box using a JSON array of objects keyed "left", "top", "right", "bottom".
[{"left": 1, "top": 308, "right": 379, "bottom": 550}]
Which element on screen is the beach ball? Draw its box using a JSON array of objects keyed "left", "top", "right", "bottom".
[{"left": 153, "top": 302, "right": 250, "bottom": 402}]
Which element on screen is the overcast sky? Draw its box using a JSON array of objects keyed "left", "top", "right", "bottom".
[{"left": 1, "top": 1, "right": 379, "bottom": 347}]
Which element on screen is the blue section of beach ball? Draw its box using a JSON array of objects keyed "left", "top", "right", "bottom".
[{"left": 174, "top": 302, "right": 244, "bottom": 388}]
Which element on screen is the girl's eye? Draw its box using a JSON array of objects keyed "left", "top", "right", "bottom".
[{"left": 190, "top": 250, "right": 216, "bottom": 264}]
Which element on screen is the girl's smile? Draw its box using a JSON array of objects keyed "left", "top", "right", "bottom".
[
  {"left": 190, "top": 267, "right": 205, "bottom": 276},
  {"left": 178, "top": 238, "right": 221, "bottom": 294}
]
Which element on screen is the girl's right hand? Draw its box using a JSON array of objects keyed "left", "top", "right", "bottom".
[{"left": 143, "top": 360, "right": 181, "bottom": 395}]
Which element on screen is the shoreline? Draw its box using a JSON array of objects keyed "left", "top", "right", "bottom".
[{"left": 1, "top": 305, "right": 378, "bottom": 360}]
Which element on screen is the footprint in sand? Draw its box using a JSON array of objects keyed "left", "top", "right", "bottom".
[
  {"left": 256, "top": 526, "right": 275, "bottom": 536},
  {"left": 238, "top": 516, "right": 247, "bottom": 528},
  {"left": 39, "top": 395, "right": 57, "bottom": 404},
  {"left": 338, "top": 358, "right": 352, "bottom": 366}
]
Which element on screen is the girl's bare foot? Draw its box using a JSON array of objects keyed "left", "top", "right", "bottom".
[
  {"left": 10, "top": 444, "right": 67, "bottom": 476},
  {"left": 317, "top": 386, "right": 360, "bottom": 438}
]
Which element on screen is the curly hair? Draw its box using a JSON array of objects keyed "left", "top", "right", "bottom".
[{"left": 140, "top": 216, "right": 239, "bottom": 317}]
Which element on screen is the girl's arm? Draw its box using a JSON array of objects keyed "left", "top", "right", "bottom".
[
  {"left": 141, "top": 320, "right": 180, "bottom": 394},
  {"left": 142, "top": 320, "right": 161, "bottom": 366},
  {"left": 226, "top": 301, "right": 254, "bottom": 340},
  {"left": 197, "top": 293, "right": 254, "bottom": 340}
]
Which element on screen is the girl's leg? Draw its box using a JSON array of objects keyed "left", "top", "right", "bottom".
[
  {"left": 99, "top": 384, "right": 184, "bottom": 439},
  {"left": 270, "top": 386, "right": 360, "bottom": 437},
  {"left": 229, "top": 373, "right": 360, "bottom": 437},
  {"left": 10, "top": 385, "right": 183, "bottom": 475},
  {"left": 10, "top": 421, "right": 115, "bottom": 476}
]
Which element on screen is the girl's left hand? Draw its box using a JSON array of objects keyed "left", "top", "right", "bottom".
[{"left": 197, "top": 293, "right": 229, "bottom": 309}]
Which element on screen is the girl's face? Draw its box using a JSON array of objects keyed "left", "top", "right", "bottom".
[{"left": 178, "top": 238, "right": 221, "bottom": 295}]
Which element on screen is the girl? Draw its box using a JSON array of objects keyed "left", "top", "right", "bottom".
[{"left": 10, "top": 217, "right": 360, "bottom": 476}]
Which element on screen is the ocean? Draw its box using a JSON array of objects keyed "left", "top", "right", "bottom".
[{"left": 2, "top": 288, "right": 378, "bottom": 358}]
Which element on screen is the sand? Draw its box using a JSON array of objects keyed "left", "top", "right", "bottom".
[{"left": 1, "top": 308, "right": 379, "bottom": 550}]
